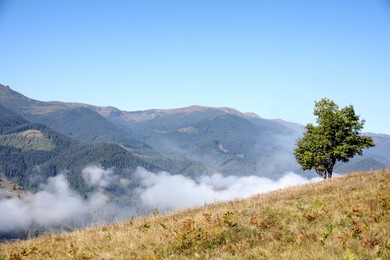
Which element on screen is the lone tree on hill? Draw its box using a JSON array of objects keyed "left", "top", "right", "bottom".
[{"left": 294, "top": 98, "right": 375, "bottom": 179}]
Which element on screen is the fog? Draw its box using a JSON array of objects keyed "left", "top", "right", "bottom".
[
  {"left": 0, "top": 165, "right": 322, "bottom": 236},
  {"left": 135, "top": 167, "right": 321, "bottom": 211},
  {"left": 0, "top": 170, "right": 111, "bottom": 232}
]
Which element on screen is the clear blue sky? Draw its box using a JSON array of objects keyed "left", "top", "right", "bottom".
[{"left": 0, "top": 0, "right": 389, "bottom": 134}]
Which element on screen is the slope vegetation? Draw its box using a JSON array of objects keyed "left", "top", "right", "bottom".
[
  {"left": 2, "top": 84, "right": 390, "bottom": 178},
  {"left": 0, "top": 84, "right": 151, "bottom": 151},
  {"left": 1, "top": 169, "right": 389, "bottom": 259},
  {"left": 0, "top": 130, "right": 55, "bottom": 151},
  {"left": 0, "top": 104, "right": 161, "bottom": 193}
]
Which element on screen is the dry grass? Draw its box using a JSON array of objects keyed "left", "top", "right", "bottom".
[{"left": 1, "top": 169, "right": 390, "bottom": 259}]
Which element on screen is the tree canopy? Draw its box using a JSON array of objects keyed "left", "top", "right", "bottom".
[{"left": 294, "top": 98, "right": 375, "bottom": 179}]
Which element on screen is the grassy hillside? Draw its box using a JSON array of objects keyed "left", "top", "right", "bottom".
[
  {"left": 0, "top": 130, "right": 56, "bottom": 151},
  {"left": 1, "top": 169, "right": 389, "bottom": 259}
]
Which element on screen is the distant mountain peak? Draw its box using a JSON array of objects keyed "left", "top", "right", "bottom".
[
  {"left": 126, "top": 105, "right": 263, "bottom": 122},
  {"left": 152, "top": 105, "right": 240, "bottom": 114},
  {"left": 1, "top": 85, "right": 263, "bottom": 123},
  {"left": 148, "top": 105, "right": 211, "bottom": 114},
  {"left": 0, "top": 84, "right": 25, "bottom": 100},
  {"left": 52, "top": 102, "right": 263, "bottom": 122},
  {"left": 0, "top": 83, "right": 11, "bottom": 90},
  {"left": 243, "top": 112, "right": 262, "bottom": 119},
  {"left": 49, "top": 101, "right": 124, "bottom": 118},
  {"left": 0, "top": 84, "right": 48, "bottom": 109}
]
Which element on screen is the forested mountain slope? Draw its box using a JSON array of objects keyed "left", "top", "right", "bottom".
[
  {"left": 1, "top": 84, "right": 389, "bottom": 182},
  {"left": 0, "top": 84, "right": 151, "bottom": 152},
  {"left": 0, "top": 103, "right": 183, "bottom": 193}
]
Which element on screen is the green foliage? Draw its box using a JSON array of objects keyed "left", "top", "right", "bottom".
[
  {"left": 0, "top": 130, "right": 56, "bottom": 151},
  {"left": 294, "top": 98, "right": 375, "bottom": 178}
]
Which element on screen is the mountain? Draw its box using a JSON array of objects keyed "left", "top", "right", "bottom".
[
  {"left": 0, "top": 104, "right": 30, "bottom": 134},
  {"left": 55, "top": 100, "right": 390, "bottom": 177},
  {"left": 50, "top": 103, "right": 263, "bottom": 122},
  {"left": 125, "top": 109, "right": 302, "bottom": 177},
  {"left": 1, "top": 83, "right": 390, "bottom": 183},
  {"left": 0, "top": 103, "right": 74, "bottom": 188},
  {"left": 363, "top": 133, "right": 390, "bottom": 165},
  {"left": 334, "top": 133, "right": 390, "bottom": 173},
  {"left": 0, "top": 84, "right": 151, "bottom": 152},
  {"left": 0, "top": 102, "right": 189, "bottom": 193},
  {"left": 0, "top": 84, "right": 306, "bottom": 178},
  {"left": 54, "top": 102, "right": 304, "bottom": 177}
]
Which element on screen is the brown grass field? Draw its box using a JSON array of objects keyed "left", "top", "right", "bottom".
[{"left": 1, "top": 168, "right": 389, "bottom": 259}]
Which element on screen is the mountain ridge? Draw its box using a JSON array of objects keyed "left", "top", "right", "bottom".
[
  {"left": 2, "top": 84, "right": 388, "bottom": 135},
  {"left": 0, "top": 84, "right": 153, "bottom": 151},
  {"left": 50, "top": 102, "right": 264, "bottom": 122},
  {"left": 1, "top": 83, "right": 389, "bottom": 180}
]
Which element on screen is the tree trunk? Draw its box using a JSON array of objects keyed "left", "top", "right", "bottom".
[{"left": 327, "top": 167, "right": 333, "bottom": 179}]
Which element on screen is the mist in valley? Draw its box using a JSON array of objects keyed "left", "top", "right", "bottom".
[{"left": 0, "top": 165, "right": 322, "bottom": 239}]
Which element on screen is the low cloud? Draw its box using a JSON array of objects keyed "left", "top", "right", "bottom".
[
  {"left": 82, "top": 165, "right": 115, "bottom": 188},
  {"left": 0, "top": 166, "right": 322, "bottom": 236},
  {"left": 0, "top": 166, "right": 122, "bottom": 234},
  {"left": 0, "top": 174, "right": 111, "bottom": 233},
  {"left": 134, "top": 167, "right": 321, "bottom": 211}
]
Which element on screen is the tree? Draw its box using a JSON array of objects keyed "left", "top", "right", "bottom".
[{"left": 294, "top": 98, "right": 375, "bottom": 179}]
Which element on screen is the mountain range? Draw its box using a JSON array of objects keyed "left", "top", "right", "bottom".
[{"left": 0, "top": 83, "right": 389, "bottom": 194}]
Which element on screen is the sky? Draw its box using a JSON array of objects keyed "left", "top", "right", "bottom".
[{"left": 0, "top": 0, "right": 389, "bottom": 134}]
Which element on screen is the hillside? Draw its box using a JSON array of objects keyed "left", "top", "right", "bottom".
[
  {"left": 48, "top": 90, "right": 390, "bottom": 176},
  {"left": 0, "top": 104, "right": 75, "bottom": 187},
  {"left": 124, "top": 110, "right": 302, "bottom": 177},
  {"left": 0, "top": 84, "right": 152, "bottom": 152},
  {"left": 0, "top": 84, "right": 303, "bottom": 178},
  {"left": 0, "top": 104, "right": 181, "bottom": 193},
  {"left": 1, "top": 84, "right": 390, "bottom": 178},
  {"left": 1, "top": 169, "right": 389, "bottom": 259},
  {"left": 50, "top": 101, "right": 305, "bottom": 177}
]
